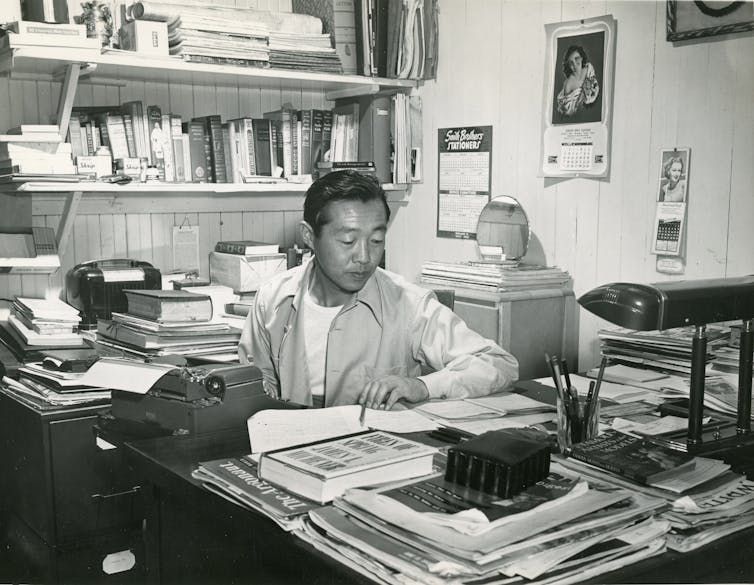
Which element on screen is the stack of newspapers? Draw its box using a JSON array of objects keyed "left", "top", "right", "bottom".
[
  {"left": 294, "top": 462, "right": 671, "bottom": 585},
  {"left": 558, "top": 453, "right": 754, "bottom": 556},
  {"left": 596, "top": 325, "right": 730, "bottom": 377},
  {"left": 420, "top": 260, "right": 571, "bottom": 292}
]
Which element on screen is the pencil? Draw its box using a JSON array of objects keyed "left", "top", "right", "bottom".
[{"left": 359, "top": 403, "right": 366, "bottom": 426}]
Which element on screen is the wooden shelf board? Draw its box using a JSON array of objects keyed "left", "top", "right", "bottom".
[{"left": 1, "top": 46, "right": 418, "bottom": 94}]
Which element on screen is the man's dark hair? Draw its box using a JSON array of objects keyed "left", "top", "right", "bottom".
[{"left": 303, "top": 170, "right": 391, "bottom": 236}]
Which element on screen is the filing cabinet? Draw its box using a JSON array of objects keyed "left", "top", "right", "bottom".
[
  {"left": 0, "top": 390, "right": 144, "bottom": 583},
  {"left": 429, "top": 286, "right": 578, "bottom": 380}
]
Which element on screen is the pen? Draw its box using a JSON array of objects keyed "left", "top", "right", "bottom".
[
  {"left": 592, "top": 356, "right": 608, "bottom": 405},
  {"left": 561, "top": 359, "right": 573, "bottom": 393},
  {"left": 359, "top": 403, "right": 366, "bottom": 426}
]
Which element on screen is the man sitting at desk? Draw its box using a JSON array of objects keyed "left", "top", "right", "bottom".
[{"left": 239, "top": 170, "right": 518, "bottom": 408}]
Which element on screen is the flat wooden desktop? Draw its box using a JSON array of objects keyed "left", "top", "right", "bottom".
[{"left": 116, "top": 424, "right": 754, "bottom": 585}]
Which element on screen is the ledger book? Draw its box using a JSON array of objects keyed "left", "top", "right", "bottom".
[
  {"left": 123, "top": 289, "right": 213, "bottom": 322},
  {"left": 258, "top": 430, "right": 437, "bottom": 504}
]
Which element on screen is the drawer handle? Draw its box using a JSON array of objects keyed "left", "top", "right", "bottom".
[{"left": 91, "top": 485, "right": 141, "bottom": 501}]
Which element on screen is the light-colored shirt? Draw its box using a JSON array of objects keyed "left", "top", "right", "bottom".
[
  {"left": 239, "top": 262, "right": 518, "bottom": 407},
  {"left": 302, "top": 288, "right": 341, "bottom": 397}
]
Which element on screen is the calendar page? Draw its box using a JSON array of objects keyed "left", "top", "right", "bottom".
[
  {"left": 651, "top": 202, "right": 686, "bottom": 256},
  {"left": 436, "top": 126, "right": 492, "bottom": 239}
]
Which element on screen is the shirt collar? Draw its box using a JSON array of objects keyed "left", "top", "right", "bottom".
[{"left": 272, "top": 261, "right": 383, "bottom": 326}]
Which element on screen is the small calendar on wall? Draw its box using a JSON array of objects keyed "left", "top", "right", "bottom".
[{"left": 436, "top": 126, "right": 492, "bottom": 239}]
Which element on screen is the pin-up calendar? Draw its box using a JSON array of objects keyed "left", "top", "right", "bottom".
[{"left": 539, "top": 15, "right": 616, "bottom": 179}]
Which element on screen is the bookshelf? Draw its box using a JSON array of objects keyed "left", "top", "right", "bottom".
[{"left": 0, "top": 44, "right": 417, "bottom": 260}]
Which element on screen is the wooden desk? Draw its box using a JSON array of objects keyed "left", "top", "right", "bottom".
[
  {"left": 119, "top": 427, "right": 754, "bottom": 585},
  {"left": 117, "top": 427, "right": 370, "bottom": 585}
]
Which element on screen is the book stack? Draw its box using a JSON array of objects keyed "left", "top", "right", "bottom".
[
  {"left": 420, "top": 261, "right": 572, "bottom": 292},
  {"left": 128, "top": 2, "right": 340, "bottom": 72},
  {"left": 1, "top": 298, "right": 86, "bottom": 362},
  {"left": 0, "top": 125, "right": 77, "bottom": 176},
  {"left": 0, "top": 21, "right": 100, "bottom": 51},
  {"left": 94, "top": 289, "right": 241, "bottom": 360},
  {"left": 295, "top": 460, "right": 671, "bottom": 583}
]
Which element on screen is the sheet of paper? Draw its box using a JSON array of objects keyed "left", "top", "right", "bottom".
[
  {"left": 449, "top": 412, "right": 557, "bottom": 435},
  {"left": 415, "top": 399, "right": 501, "bottom": 420},
  {"left": 78, "top": 358, "right": 175, "bottom": 394},
  {"left": 247, "top": 404, "right": 440, "bottom": 454},
  {"left": 466, "top": 393, "right": 555, "bottom": 414}
]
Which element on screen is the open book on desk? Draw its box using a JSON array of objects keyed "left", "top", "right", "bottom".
[{"left": 247, "top": 403, "right": 439, "bottom": 455}]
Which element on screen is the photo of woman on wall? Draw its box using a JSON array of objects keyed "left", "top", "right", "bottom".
[{"left": 551, "top": 31, "right": 605, "bottom": 125}]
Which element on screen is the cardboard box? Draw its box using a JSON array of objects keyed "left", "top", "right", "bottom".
[
  {"left": 209, "top": 252, "right": 287, "bottom": 293},
  {"left": 119, "top": 20, "right": 168, "bottom": 56}
]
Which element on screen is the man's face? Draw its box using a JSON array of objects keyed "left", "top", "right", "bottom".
[{"left": 304, "top": 198, "right": 387, "bottom": 304}]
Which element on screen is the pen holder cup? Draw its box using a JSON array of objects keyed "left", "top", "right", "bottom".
[{"left": 556, "top": 397, "right": 600, "bottom": 454}]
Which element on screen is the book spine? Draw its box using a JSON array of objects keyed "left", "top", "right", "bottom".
[
  {"left": 242, "top": 118, "right": 256, "bottom": 176},
  {"left": 269, "top": 119, "right": 283, "bottom": 177},
  {"left": 252, "top": 119, "right": 271, "bottom": 176},
  {"left": 567, "top": 450, "right": 635, "bottom": 482},
  {"left": 215, "top": 242, "right": 245, "bottom": 255},
  {"left": 121, "top": 113, "right": 137, "bottom": 159},
  {"left": 310, "top": 109, "right": 324, "bottom": 171},
  {"left": 208, "top": 116, "right": 227, "bottom": 183},
  {"left": 170, "top": 115, "right": 185, "bottom": 182},
  {"left": 221, "top": 122, "right": 233, "bottom": 183},
  {"left": 147, "top": 105, "right": 165, "bottom": 180},
  {"left": 183, "top": 121, "right": 208, "bottom": 183},
  {"left": 67, "top": 116, "right": 84, "bottom": 161},
  {"left": 334, "top": 0, "right": 358, "bottom": 75},
  {"left": 298, "top": 109, "right": 312, "bottom": 174},
  {"left": 321, "top": 109, "right": 333, "bottom": 163},
  {"left": 291, "top": 113, "right": 299, "bottom": 175},
  {"left": 161, "top": 113, "right": 175, "bottom": 182}
]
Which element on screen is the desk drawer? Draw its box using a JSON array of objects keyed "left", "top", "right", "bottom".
[{"left": 50, "top": 415, "right": 142, "bottom": 543}]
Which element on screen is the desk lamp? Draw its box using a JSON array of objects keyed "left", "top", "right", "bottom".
[{"left": 578, "top": 276, "right": 754, "bottom": 454}]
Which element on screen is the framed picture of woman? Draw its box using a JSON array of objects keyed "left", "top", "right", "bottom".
[{"left": 540, "top": 15, "right": 616, "bottom": 179}]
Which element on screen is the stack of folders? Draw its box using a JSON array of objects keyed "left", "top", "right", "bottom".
[
  {"left": 1, "top": 347, "right": 108, "bottom": 410},
  {"left": 94, "top": 289, "right": 241, "bottom": 361}
]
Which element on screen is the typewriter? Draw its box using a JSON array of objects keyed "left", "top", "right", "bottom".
[
  {"left": 66, "top": 258, "right": 162, "bottom": 328},
  {"left": 110, "top": 363, "right": 303, "bottom": 435}
]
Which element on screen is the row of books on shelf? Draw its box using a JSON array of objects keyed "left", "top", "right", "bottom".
[{"left": 48, "top": 95, "right": 417, "bottom": 184}]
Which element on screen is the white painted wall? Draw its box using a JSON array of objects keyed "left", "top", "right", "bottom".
[
  {"left": 386, "top": 0, "right": 754, "bottom": 370},
  {"left": 2, "top": 0, "right": 752, "bottom": 373}
]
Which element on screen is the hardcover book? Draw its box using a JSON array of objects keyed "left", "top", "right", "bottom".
[
  {"left": 568, "top": 429, "right": 705, "bottom": 490},
  {"left": 214, "top": 240, "right": 279, "bottom": 255},
  {"left": 123, "top": 289, "right": 213, "bottom": 323},
  {"left": 258, "top": 430, "right": 437, "bottom": 504}
]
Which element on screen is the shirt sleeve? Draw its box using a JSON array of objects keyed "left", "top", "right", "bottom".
[
  {"left": 411, "top": 295, "right": 519, "bottom": 399},
  {"left": 239, "top": 292, "right": 281, "bottom": 399}
]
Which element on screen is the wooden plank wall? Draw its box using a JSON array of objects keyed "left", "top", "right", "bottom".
[
  {"left": 0, "top": 0, "right": 326, "bottom": 301},
  {"left": 386, "top": 0, "right": 754, "bottom": 370},
  {"left": 1, "top": 0, "right": 752, "bottom": 373}
]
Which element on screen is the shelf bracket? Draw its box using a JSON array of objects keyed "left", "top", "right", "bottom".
[
  {"left": 55, "top": 63, "right": 81, "bottom": 141},
  {"left": 56, "top": 190, "right": 82, "bottom": 256}
]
